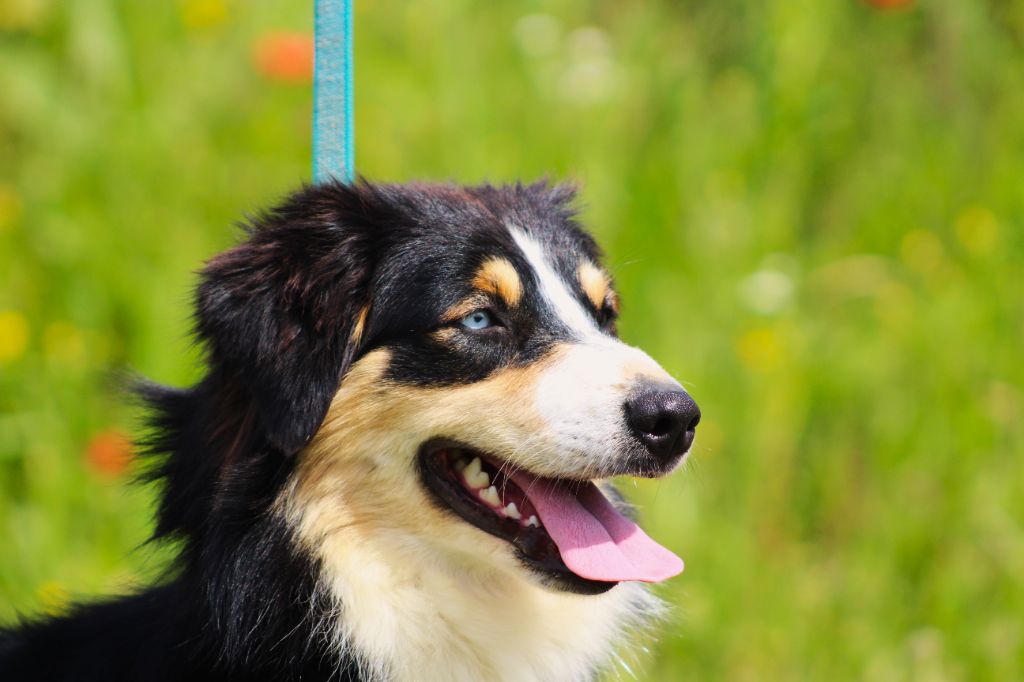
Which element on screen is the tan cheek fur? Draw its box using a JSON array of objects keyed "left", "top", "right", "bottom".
[{"left": 282, "top": 349, "right": 659, "bottom": 682}]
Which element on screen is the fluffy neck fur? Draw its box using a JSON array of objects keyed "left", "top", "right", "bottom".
[{"left": 297, "top": 508, "right": 657, "bottom": 682}]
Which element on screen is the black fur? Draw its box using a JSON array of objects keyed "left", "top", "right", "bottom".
[{"left": 1, "top": 179, "right": 613, "bottom": 681}]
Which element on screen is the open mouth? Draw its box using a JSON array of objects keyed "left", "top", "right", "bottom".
[{"left": 418, "top": 440, "right": 684, "bottom": 595}]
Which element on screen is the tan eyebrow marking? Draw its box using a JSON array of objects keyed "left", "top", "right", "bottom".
[
  {"left": 471, "top": 257, "right": 523, "bottom": 308},
  {"left": 578, "top": 261, "right": 612, "bottom": 311}
]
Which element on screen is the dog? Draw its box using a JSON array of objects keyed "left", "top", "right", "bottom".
[{"left": 0, "top": 180, "right": 700, "bottom": 681}]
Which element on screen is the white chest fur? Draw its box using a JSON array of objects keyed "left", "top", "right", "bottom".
[{"left": 310, "top": 528, "right": 658, "bottom": 682}]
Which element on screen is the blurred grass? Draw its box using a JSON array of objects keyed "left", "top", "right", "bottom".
[{"left": 1, "top": 0, "right": 1023, "bottom": 679}]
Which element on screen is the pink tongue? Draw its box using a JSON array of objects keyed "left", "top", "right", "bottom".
[{"left": 510, "top": 471, "right": 683, "bottom": 583}]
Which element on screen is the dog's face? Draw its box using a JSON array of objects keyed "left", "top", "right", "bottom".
[{"left": 197, "top": 181, "right": 698, "bottom": 596}]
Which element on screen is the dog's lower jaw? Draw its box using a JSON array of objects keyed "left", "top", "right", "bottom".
[{"left": 288, "top": 511, "right": 660, "bottom": 682}]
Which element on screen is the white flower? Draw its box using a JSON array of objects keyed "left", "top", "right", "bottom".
[{"left": 738, "top": 268, "right": 795, "bottom": 314}]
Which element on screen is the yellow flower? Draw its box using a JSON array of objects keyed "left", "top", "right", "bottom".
[
  {"left": 955, "top": 206, "right": 999, "bottom": 255},
  {"left": 736, "top": 327, "right": 783, "bottom": 372},
  {"left": 180, "top": 0, "right": 227, "bottom": 31},
  {"left": 0, "top": 309, "right": 29, "bottom": 362}
]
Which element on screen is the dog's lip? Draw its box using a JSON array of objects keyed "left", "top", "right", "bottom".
[{"left": 416, "top": 439, "right": 619, "bottom": 595}]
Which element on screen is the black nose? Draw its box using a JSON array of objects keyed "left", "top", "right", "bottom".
[{"left": 625, "top": 387, "right": 701, "bottom": 464}]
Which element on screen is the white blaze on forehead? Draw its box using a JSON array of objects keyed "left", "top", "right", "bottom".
[{"left": 510, "top": 228, "right": 598, "bottom": 338}]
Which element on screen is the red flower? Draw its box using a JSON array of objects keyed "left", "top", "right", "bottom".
[
  {"left": 252, "top": 32, "right": 314, "bottom": 83},
  {"left": 864, "top": 0, "right": 913, "bottom": 9},
  {"left": 86, "top": 430, "right": 134, "bottom": 478}
]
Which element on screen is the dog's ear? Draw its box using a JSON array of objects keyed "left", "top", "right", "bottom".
[{"left": 194, "top": 181, "right": 391, "bottom": 455}]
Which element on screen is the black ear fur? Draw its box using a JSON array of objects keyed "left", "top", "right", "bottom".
[{"left": 194, "top": 180, "right": 391, "bottom": 455}]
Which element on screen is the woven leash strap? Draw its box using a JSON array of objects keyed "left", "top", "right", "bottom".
[{"left": 312, "top": 0, "right": 354, "bottom": 184}]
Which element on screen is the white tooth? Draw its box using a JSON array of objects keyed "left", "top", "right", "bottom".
[
  {"left": 463, "top": 458, "right": 489, "bottom": 488},
  {"left": 503, "top": 503, "right": 521, "bottom": 520},
  {"left": 479, "top": 485, "right": 501, "bottom": 507},
  {"left": 526, "top": 515, "right": 539, "bottom": 528}
]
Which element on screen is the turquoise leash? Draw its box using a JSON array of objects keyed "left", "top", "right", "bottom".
[{"left": 312, "top": 0, "right": 354, "bottom": 184}]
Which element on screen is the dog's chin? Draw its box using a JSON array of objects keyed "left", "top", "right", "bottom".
[{"left": 417, "top": 439, "right": 682, "bottom": 596}]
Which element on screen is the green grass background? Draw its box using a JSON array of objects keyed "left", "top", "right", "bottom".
[{"left": 1, "top": 0, "right": 1023, "bottom": 679}]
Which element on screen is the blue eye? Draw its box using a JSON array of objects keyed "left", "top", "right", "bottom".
[{"left": 460, "top": 310, "right": 495, "bottom": 330}]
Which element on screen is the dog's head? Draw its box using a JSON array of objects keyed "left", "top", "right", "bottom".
[{"left": 196, "top": 180, "right": 698, "bottom": 595}]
